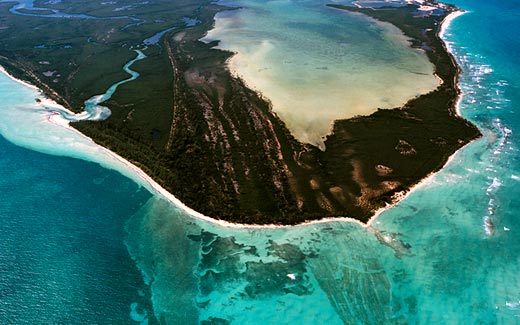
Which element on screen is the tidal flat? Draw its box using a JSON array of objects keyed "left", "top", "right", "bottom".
[{"left": 202, "top": 0, "right": 440, "bottom": 147}]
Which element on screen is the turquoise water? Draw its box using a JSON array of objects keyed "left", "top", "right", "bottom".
[{"left": 1, "top": 0, "right": 520, "bottom": 323}]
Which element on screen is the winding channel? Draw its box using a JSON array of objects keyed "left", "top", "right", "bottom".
[
  {"left": 53, "top": 49, "right": 147, "bottom": 122},
  {"left": 0, "top": 0, "right": 150, "bottom": 121}
]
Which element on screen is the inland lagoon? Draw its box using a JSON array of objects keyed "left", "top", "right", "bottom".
[{"left": 202, "top": 0, "right": 440, "bottom": 147}]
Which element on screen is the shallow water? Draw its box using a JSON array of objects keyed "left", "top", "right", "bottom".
[
  {"left": 0, "top": 0, "right": 519, "bottom": 323},
  {"left": 202, "top": 0, "right": 439, "bottom": 147}
]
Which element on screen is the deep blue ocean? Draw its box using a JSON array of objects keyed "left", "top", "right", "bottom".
[
  {"left": 0, "top": 137, "right": 155, "bottom": 323},
  {"left": 1, "top": 0, "right": 519, "bottom": 323}
]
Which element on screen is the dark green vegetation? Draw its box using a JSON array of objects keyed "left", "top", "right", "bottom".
[{"left": 0, "top": 0, "right": 480, "bottom": 224}]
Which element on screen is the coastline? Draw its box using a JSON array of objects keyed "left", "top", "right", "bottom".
[
  {"left": 0, "top": 3, "right": 475, "bottom": 229},
  {"left": 0, "top": 66, "right": 40, "bottom": 91},
  {"left": 367, "top": 9, "right": 472, "bottom": 226},
  {"left": 0, "top": 63, "right": 368, "bottom": 229},
  {"left": 0, "top": 69, "right": 366, "bottom": 229}
]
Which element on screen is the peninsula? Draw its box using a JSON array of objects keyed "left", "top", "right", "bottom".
[{"left": 0, "top": 0, "right": 480, "bottom": 224}]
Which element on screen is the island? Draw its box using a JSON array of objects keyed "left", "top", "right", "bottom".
[{"left": 0, "top": 0, "right": 480, "bottom": 224}]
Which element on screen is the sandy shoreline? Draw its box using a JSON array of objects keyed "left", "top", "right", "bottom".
[
  {"left": 0, "top": 6, "right": 470, "bottom": 230},
  {"left": 49, "top": 106, "right": 370, "bottom": 229},
  {"left": 0, "top": 66, "right": 40, "bottom": 91},
  {"left": 439, "top": 10, "right": 466, "bottom": 39}
]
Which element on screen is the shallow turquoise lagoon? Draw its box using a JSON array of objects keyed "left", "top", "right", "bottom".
[
  {"left": 0, "top": 0, "right": 519, "bottom": 323},
  {"left": 202, "top": 0, "right": 439, "bottom": 147}
]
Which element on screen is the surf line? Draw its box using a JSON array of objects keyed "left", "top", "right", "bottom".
[{"left": 49, "top": 49, "right": 146, "bottom": 123}]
